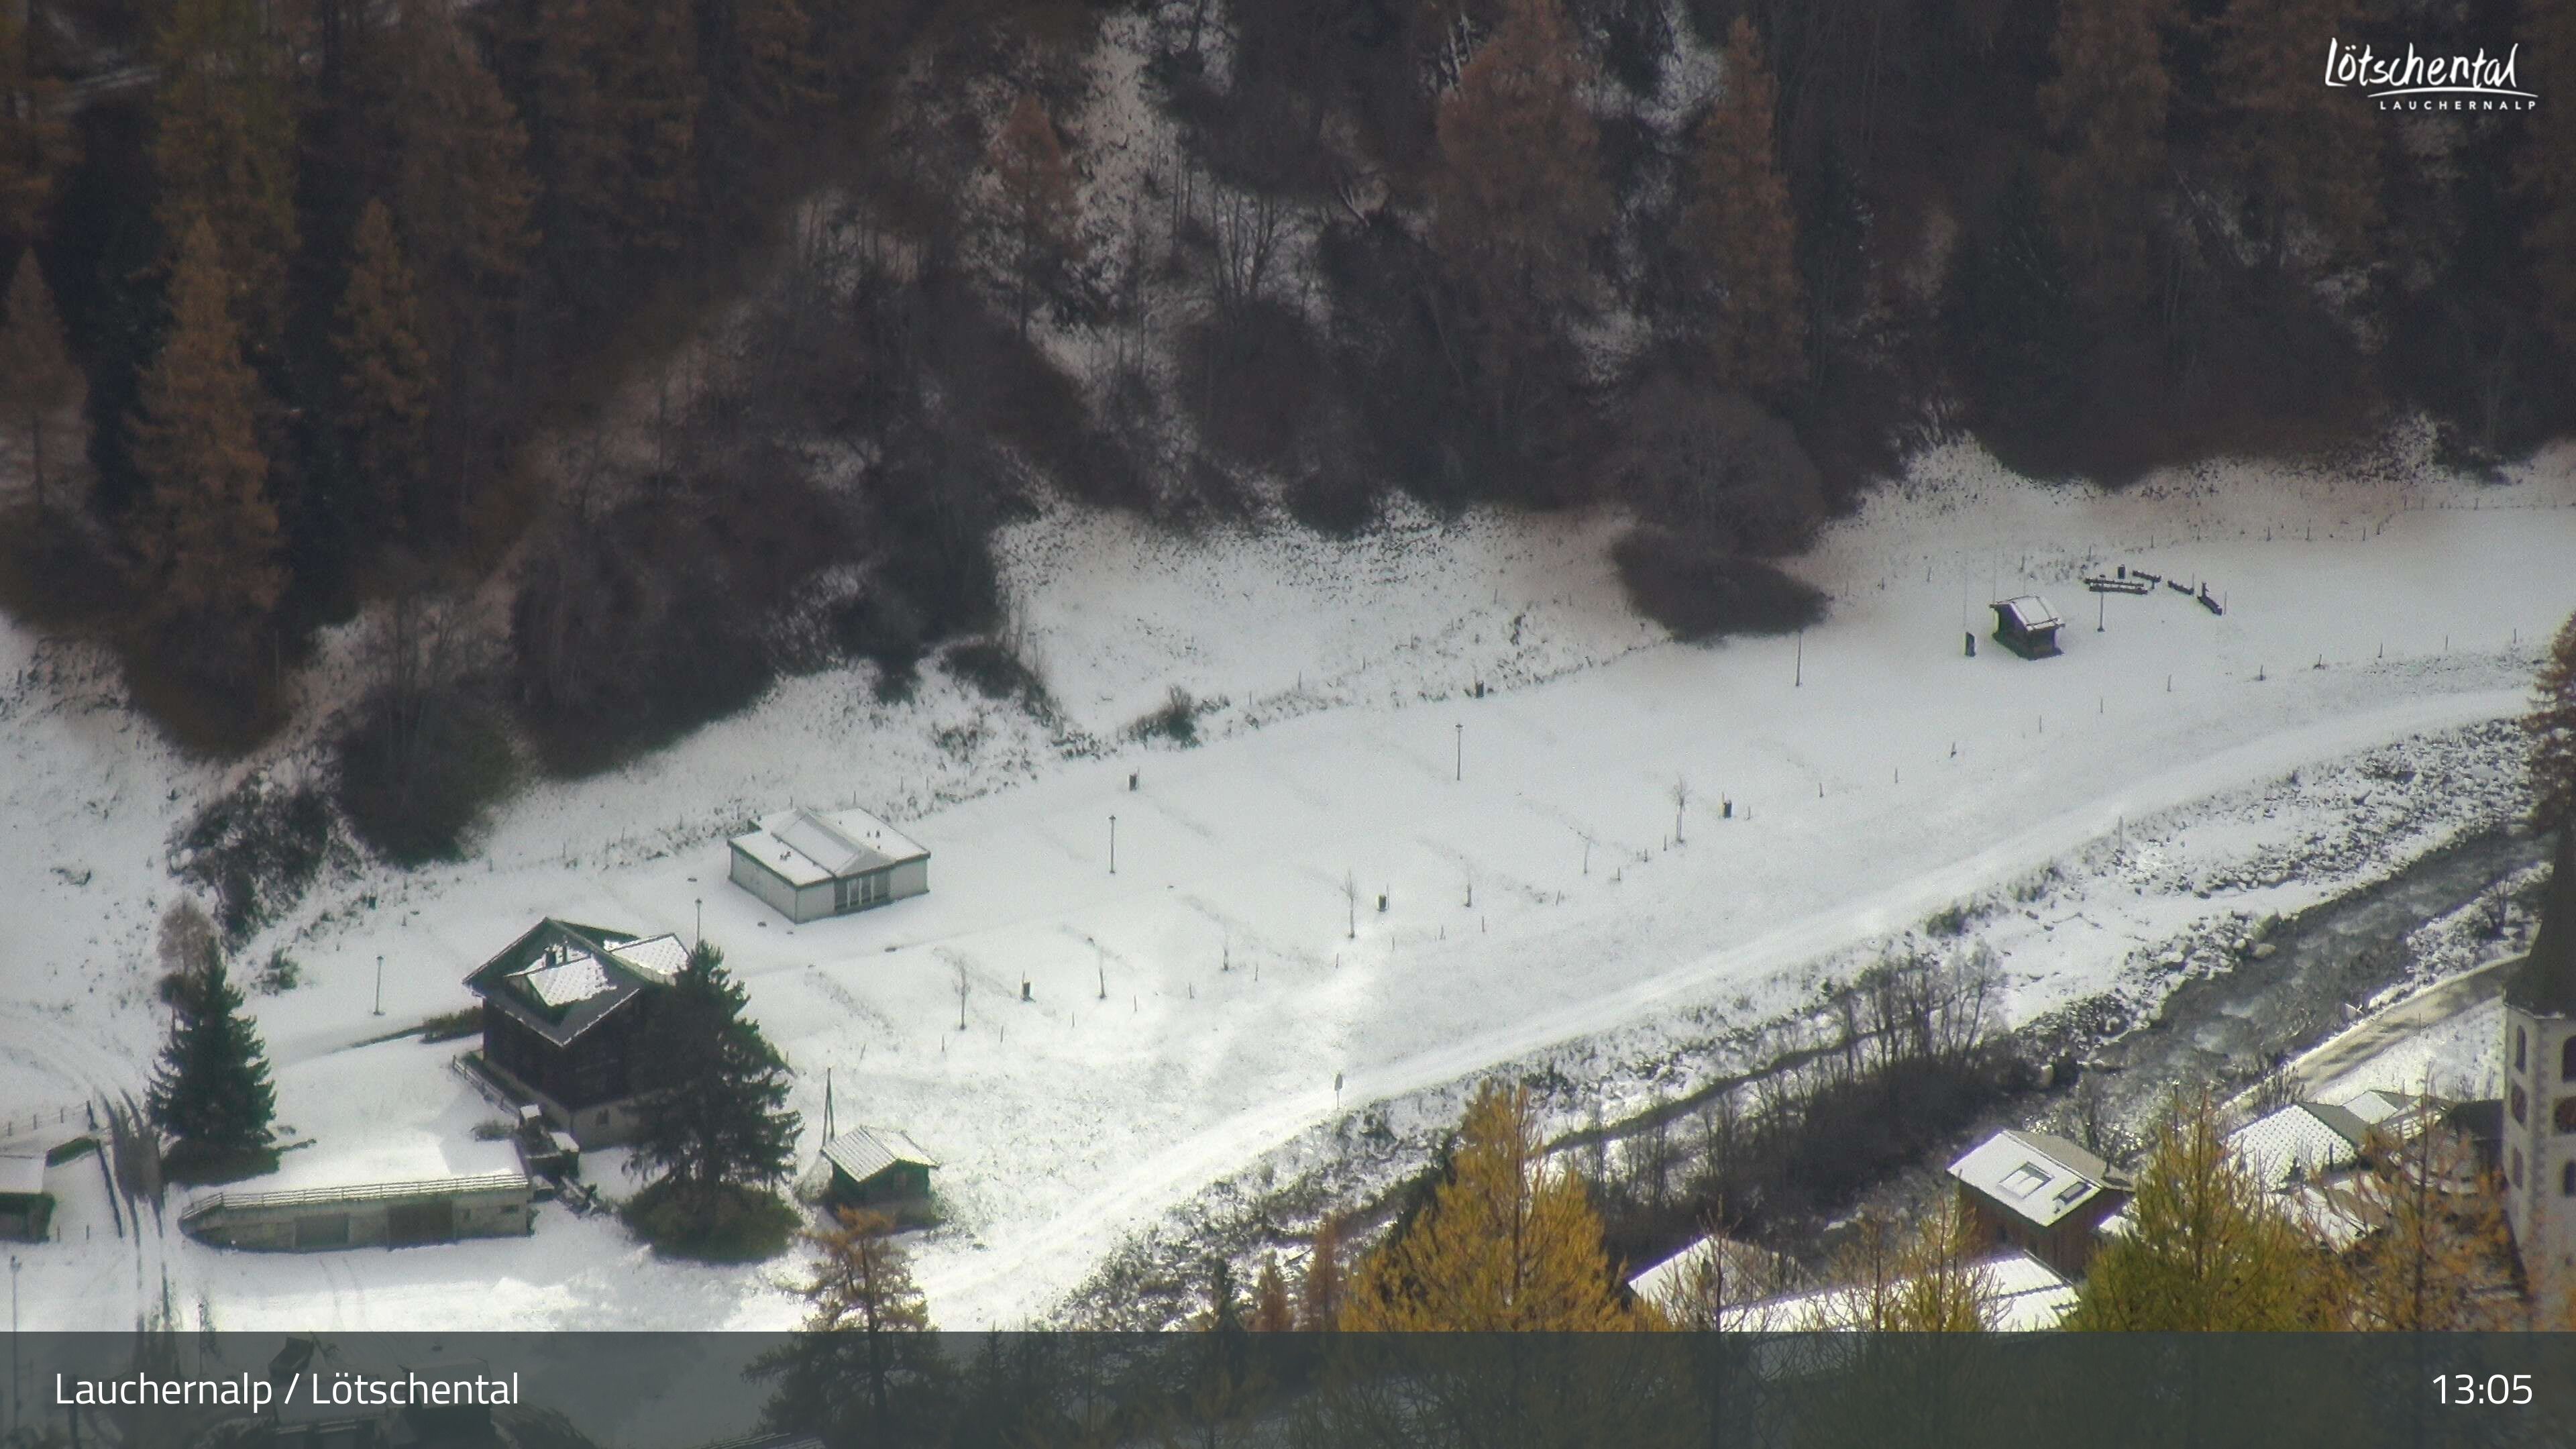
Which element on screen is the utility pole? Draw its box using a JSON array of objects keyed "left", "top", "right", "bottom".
[
  {"left": 373, "top": 955, "right": 384, "bottom": 1016},
  {"left": 695, "top": 898, "right": 704, "bottom": 949},
  {"left": 1454, "top": 723, "right": 1462, "bottom": 782},
  {"left": 1794, "top": 631, "right": 1803, "bottom": 687},
  {"left": 10, "top": 1254, "right": 18, "bottom": 1438},
  {"left": 1110, "top": 816, "right": 1117, "bottom": 875}
]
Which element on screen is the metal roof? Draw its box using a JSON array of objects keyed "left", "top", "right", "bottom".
[
  {"left": 1948, "top": 1129, "right": 2114, "bottom": 1228},
  {"left": 1992, "top": 596, "right": 2062, "bottom": 633},
  {"left": 2229, "top": 1102, "right": 2373, "bottom": 1188},
  {"left": 180, "top": 1170, "right": 531, "bottom": 1224},
  {"left": 0, "top": 1154, "right": 43, "bottom": 1197},
  {"left": 822, "top": 1125, "right": 939, "bottom": 1186},
  {"left": 464, "top": 920, "right": 687, "bottom": 1047},
  {"left": 731, "top": 807, "right": 930, "bottom": 889},
  {"left": 1626, "top": 1233, "right": 1800, "bottom": 1305}
]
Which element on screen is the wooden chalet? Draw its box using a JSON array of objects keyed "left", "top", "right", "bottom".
[
  {"left": 1948, "top": 1128, "right": 2130, "bottom": 1279},
  {"left": 464, "top": 919, "right": 690, "bottom": 1148}
]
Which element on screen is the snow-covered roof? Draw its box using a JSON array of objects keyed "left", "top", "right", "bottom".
[
  {"left": 2337, "top": 1087, "right": 2424, "bottom": 1131},
  {"left": 608, "top": 934, "right": 690, "bottom": 984},
  {"left": 0, "top": 1154, "right": 43, "bottom": 1197},
  {"left": 2231, "top": 1103, "right": 2371, "bottom": 1189},
  {"left": 1992, "top": 596, "right": 2061, "bottom": 633},
  {"left": 1949, "top": 1130, "right": 2114, "bottom": 1228},
  {"left": 1627, "top": 1234, "right": 1800, "bottom": 1307},
  {"left": 465, "top": 920, "right": 687, "bottom": 1046},
  {"left": 821, "top": 1126, "right": 938, "bottom": 1186},
  {"left": 731, "top": 807, "right": 930, "bottom": 888},
  {"left": 1727, "top": 1249, "right": 2078, "bottom": 1332}
]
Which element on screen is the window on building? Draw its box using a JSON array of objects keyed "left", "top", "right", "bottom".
[
  {"left": 2000, "top": 1163, "right": 2051, "bottom": 1198},
  {"left": 2559, "top": 1097, "right": 2576, "bottom": 1134},
  {"left": 2513, "top": 1148, "right": 2524, "bottom": 1186},
  {"left": 2513, "top": 1085, "right": 2528, "bottom": 1124},
  {"left": 2518, "top": 1027, "right": 2529, "bottom": 1071},
  {"left": 2563, "top": 1036, "right": 2576, "bottom": 1081},
  {"left": 2563, "top": 1162, "right": 2575, "bottom": 1197}
]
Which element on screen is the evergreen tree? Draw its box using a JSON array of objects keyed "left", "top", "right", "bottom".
[
  {"left": 1946, "top": 166, "right": 2087, "bottom": 433},
  {"left": 2039, "top": 0, "right": 2173, "bottom": 311},
  {"left": 149, "top": 0, "right": 300, "bottom": 357},
  {"left": 596, "top": 0, "right": 705, "bottom": 262},
  {"left": 1342, "top": 1081, "right": 1644, "bottom": 1330},
  {"left": 146, "top": 951, "right": 278, "bottom": 1169},
  {"left": 1670, "top": 17, "right": 1805, "bottom": 392},
  {"left": 2520, "top": 0, "right": 2576, "bottom": 349},
  {"left": 987, "top": 92, "right": 1081, "bottom": 333},
  {"left": 333, "top": 199, "right": 435, "bottom": 539},
  {"left": 629, "top": 941, "right": 803, "bottom": 1226},
  {"left": 125, "top": 217, "right": 287, "bottom": 642},
  {"left": 701, "top": 0, "right": 824, "bottom": 146},
  {"left": 2530, "top": 610, "right": 2576, "bottom": 838},
  {"left": 2065, "top": 1093, "right": 2340, "bottom": 1330},
  {"left": 0, "top": 252, "right": 80, "bottom": 515},
  {"left": 2214, "top": 0, "right": 2379, "bottom": 270},
  {"left": 490, "top": 0, "right": 616, "bottom": 297},
  {"left": 0, "top": 5, "right": 76, "bottom": 248},
  {"left": 383, "top": 0, "right": 539, "bottom": 331}
]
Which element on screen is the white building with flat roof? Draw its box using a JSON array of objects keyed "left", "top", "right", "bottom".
[{"left": 727, "top": 806, "right": 930, "bottom": 923}]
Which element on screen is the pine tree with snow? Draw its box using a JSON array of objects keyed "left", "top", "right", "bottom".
[
  {"left": 629, "top": 941, "right": 803, "bottom": 1241},
  {"left": 146, "top": 951, "right": 278, "bottom": 1175}
]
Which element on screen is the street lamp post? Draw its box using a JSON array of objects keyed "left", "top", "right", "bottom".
[
  {"left": 372, "top": 955, "right": 384, "bottom": 1016},
  {"left": 1109, "top": 816, "right": 1117, "bottom": 875},
  {"left": 1454, "top": 723, "right": 1462, "bottom": 782}
]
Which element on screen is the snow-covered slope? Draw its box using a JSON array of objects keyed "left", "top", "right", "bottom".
[{"left": 5, "top": 429, "right": 2573, "bottom": 1335}]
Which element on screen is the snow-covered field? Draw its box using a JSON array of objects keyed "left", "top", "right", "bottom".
[{"left": 4, "top": 429, "right": 2573, "bottom": 1344}]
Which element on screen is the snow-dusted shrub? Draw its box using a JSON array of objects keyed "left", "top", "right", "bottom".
[{"left": 1611, "top": 527, "right": 1826, "bottom": 641}]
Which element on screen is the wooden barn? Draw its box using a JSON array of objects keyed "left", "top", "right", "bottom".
[
  {"left": 729, "top": 807, "right": 930, "bottom": 924},
  {"left": 464, "top": 918, "right": 690, "bottom": 1148},
  {"left": 1947, "top": 1128, "right": 2131, "bottom": 1279},
  {"left": 1990, "top": 596, "right": 2065, "bottom": 659},
  {"left": 816, "top": 1126, "right": 939, "bottom": 1224}
]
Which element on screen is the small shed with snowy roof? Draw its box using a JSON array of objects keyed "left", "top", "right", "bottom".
[
  {"left": 1990, "top": 596, "right": 2064, "bottom": 659},
  {"left": 729, "top": 807, "right": 930, "bottom": 923},
  {"left": 464, "top": 919, "right": 692, "bottom": 1148},
  {"left": 817, "top": 1126, "right": 939, "bottom": 1223},
  {"left": 1949, "top": 1128, "right": 2131, "bottom": 1277}
]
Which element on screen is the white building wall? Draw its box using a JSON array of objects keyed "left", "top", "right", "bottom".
[
  {"left": 2502, "top": 1006, "right": 2576, "bottom": 1290},
  {"left": 730, "top": 845, "right": 802, "bottom": 920}
]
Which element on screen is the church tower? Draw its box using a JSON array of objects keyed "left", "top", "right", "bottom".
[{"left": 2501, "top": 828, "right": 2576, "bottom": 1287}]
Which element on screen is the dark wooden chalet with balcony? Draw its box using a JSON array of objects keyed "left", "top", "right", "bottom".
[{"left": 463, "top": 918, "right": 690, "bottom": 1148}]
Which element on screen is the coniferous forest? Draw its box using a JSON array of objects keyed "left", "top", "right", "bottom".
[{"left": 1, "top": 0, "right": 2571, "bottom": 835}]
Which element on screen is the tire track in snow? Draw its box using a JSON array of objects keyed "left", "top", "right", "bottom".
[{"left": 921, "top": 687, "right": 2528, "bottom": 1326}]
